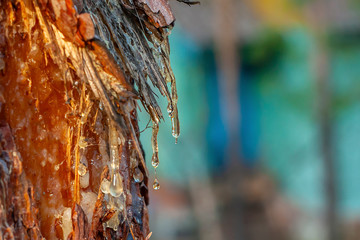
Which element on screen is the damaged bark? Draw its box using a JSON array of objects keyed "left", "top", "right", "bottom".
[{"left": 0, "top": 0, "right": 182, "bottom": 239}]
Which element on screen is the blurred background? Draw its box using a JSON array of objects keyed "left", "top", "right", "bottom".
[{"left": 138, "top": 0, "right": 360, "bottom": 239}]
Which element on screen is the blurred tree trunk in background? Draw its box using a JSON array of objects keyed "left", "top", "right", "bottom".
[
  {"left": 313, "top": 0, "right": 339, "bottom": 239},
  {"left": 213, "top": 0, "right": 243, "bottom": 239},
  {"left": 316, "top": 39, "right": 339, "bottom": 240}
]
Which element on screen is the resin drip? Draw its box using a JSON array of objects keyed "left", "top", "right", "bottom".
[
  {"left": 151, "top": 121, "right": 160, "bottom": 190},
  {"left": 169, "top": 74, "right": 180, "bottom": 143},
  {"left": 109, "top": 119, "right": 123, "bottom": 197},
  {"left": 171, "top": 108, "right": 180, "bottom": 144},
  {"left": 133, "top": 167, "right": 144, "bottom": 183}
]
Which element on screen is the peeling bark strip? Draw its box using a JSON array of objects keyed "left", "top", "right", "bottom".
[{"left": 0, "top": 0, "right": 179, "bottom": 239}]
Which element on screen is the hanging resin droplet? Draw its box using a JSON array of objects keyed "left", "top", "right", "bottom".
[
  {"left": 109, "top": 172, "right": 123, "bottom": 197},
  {"left": 151, "top": 154, "right": 159, "bottom": 168},
  {"left": 78, "top": 136, "right": 88, "bottom": 149},
  {"left": 80, "top": 113, "right": 86, "bottom": 124},
  {"left": 171, "top": 109, "right": 180, "bottom": 142},
  {"left": 167, "top": 102, "right": 173, "bottom": 115},
  {"left": 78, "top": 163, "right": 87, "bottom": 176},
  {"left": 153, "top": 178, "right": 160, "bottom": 190},
  {"left": 99, "top": 101, "right": 104, "bottom": 111},
  {"left": 100, "top": 178, "right": 110, "bottom": 194},
  {"left": 80, "top": 171, "right": 89, "bottom": 189},
  {"left": 133, "top": 167, "right": 144, "bottom": 183},
  {"left": 54, "top": 164, "right": 60, "bottom": 171}
]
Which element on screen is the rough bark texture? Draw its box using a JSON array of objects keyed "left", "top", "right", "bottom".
[{"left": 0, "top": 0, "right": 178, "bottom": 239}]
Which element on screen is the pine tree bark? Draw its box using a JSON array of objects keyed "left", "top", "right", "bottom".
[{"left": 0, "top": 0, "right": 178, "bottom": 239}]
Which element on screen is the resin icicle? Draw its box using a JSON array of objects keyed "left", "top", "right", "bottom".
[
  {"left": 169, "top": 71, "right": 180, "bottom": 143},
  {"left": 100, "top": 178, "right": 111, "bottom": 194},
  {"left": 108, "top": 119, "right": 123, "bottom": 198},
  {"left": 151, "top": 120, "right": 161, "bottom": 190},
  {"left": 171, "top": 109, "right": 180, "bottom": 144},
  {"left": 151, "top": 121, "right": 159, "bottom": 168}
]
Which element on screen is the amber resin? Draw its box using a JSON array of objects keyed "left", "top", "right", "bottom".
[{"left": 0, "top": 0, "right": 179, "bottom": 239}]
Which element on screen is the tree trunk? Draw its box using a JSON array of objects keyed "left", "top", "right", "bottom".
[{"left": 0, "top": 0, "right": 179, "bottom": 239}]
